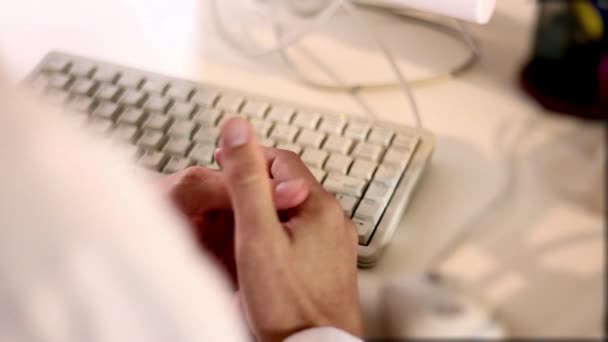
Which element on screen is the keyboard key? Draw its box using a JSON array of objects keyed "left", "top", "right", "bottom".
[
  {"left": 43, "top": 57, "right": 70, "bottom": 72},
  {"left": 144, "top": 95, "right": 172, "bottom": 113},
  {"left": 324, "top": 154, "right": 352, "bottom": 174},
  {"left": 93, "top": 102, "right": 121, "bottom": 120},
  {"left": 117, "top": 107, "right": 146, "bottom": 126},
  {"left": 169, "top": 119, "right": 197, "bottom": 138},
  {"left": 120, "top": 89, "right": 147, "bottom": 107},
  {"left": 217, "top": 113, "right": 241, "bottom": 128},
  {"left": 260, "top": 138, "right": 276, "bottom": 148},
  {"left": 336, "top": 194, "right": 359, "bottom": 217},
  {"left": 118, "top": 143, "right": 141, "bottom": 160},
  {"left": 241, "top": 101, "right": 270, "bottom": 119},
  {"left": 141, "top": 79, "right": 167, "bottom": 94},
  {"left": 112, "top": 124, "right": 139, "bottom": 142},
  {"left": 67, "top": 110, "right": 89, "bottom": 125},
  {"left": 67, "top": 95, "right": 96, "bottom": 113},
  {"left": 70, "top": 62, "right": 95, "bottom": 78},
  {"left": 193, "top": 127, "right": 221, "bottom": 144},
  {"left": 267, "top": 106, "right": 295, "bottom": 124},
  {"left": 87, "top": 117, "right": 113, "bottom": 135},
  {"left": 241, "top": 100, "right": 270, "bottom": 118},
  {"left": 139, "top": 150, "right": 168, "bottom": 171},
  {"left": 309, "top": 168, "right": 326, "bottom": 183},
  {"left": 163, "top": 156, "right": 192, "bottom": 174},
  {"left": 296, "top": 129, "right": 325, "bottom": 148},
  {"left": 344, "top": 121, "right": 370, "bottom": 140},
  {"left": 382, "top": 146, "right": 414, "bottom": 168},
  {"left": 353, "top": 218, "right": 375, "bottom": 245},
  {"left": 169, "top": 101, "right": 196, "bottom": 119},
  {"left": 276, "top": 143, "right": 302, "bottom": 155},
  {"left": 70, "top": 78, "right": 98, "bottom": 96},
  {"left": 192, "top": 108, "right": 222, "bottom": 126},
  {"left": 301, "top": 148, "right": 328, "bottom": 169},
  {"left": 95, "top": 84, "right": 122, "bottom": 102},
  {"left": 118, "top": 73, "right": 143, "bottom": 89},
  {"left": 269, "top": 124, "right": 299, "bottom": 142},
  {"left": 352, "top": 142, "right": 384, "bottom": 162},
  {"left": 322, "top": 135, "right": 353, "bottom": 154},
  {"left": 292, "top": 111, "right": 321, "bottom": 129},
  {"left": 354, "top": 198, "right": 385, "bottom": 223},
  {"left": 92, "top": 67, "right": 119, "bottom": 83},
  {"left": 163, "top": 137, "right": 192, "bottom": 156},
  {"left": 47, "top": 74, "right": 73, "bottom": 90},
  {"left": 250, "top": 118, "right": 274, "bottom": 137},
  {"left": 192, "top": 89, "right": 219, "bottom": 107},
  {"left": 189, "top": 143, "right": 216, "bottom": 164},
  {"left": 392, "top": 133, "right": 419, "bottom": 149},
  {"left": 143, "top": 113, "right": 172, "bottom": 132},
  {"left": 322, "top": 174, "right": 366, "bottom": 197},
  {"left": 318, "top": 115, "right": 346, "bottom": 134},
  {"left": 206, "top": 161, "right": 220, "bottom": 170},
  {"left": 216, "top": 94, "right": 244, "bottom": 112},
  {"left": 373, "top": 164, "right": 403, "bottom": 187},
  {"left": 137, "top": 129, "right": 165, "bottom": 149},
  {"left": 349, "top": 159, "right": 377, "bottom": 180},
  {"left": 368, "top": 127, "right": 394, "bottom": 146},
  {"left": 364, "top": 181, "right": 393, "bottom": 205},
  {"left": 166, "top": 84, "right": 193, "bottom": 101}
]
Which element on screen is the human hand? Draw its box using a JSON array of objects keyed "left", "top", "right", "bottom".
[
  {"left": 159, "top": 164, "right": 310, "bottom": 286},
  {"left": 216, "top": 117, "right": 363, "bottom": 341}
]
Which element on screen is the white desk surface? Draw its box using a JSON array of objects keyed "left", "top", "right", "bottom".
[{"left": 0, "top": 0, "right": 604, "bottom": 338}]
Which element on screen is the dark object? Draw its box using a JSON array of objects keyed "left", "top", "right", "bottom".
[{"left": 521, "top": 0, "right": 607, "bottom": 120}]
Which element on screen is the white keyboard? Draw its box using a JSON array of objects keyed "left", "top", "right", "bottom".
[{"left": 28, "top": 51, "right": 435, "bottom": 267}]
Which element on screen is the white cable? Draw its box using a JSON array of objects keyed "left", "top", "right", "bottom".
[
  {"left": 277, "top": 43, "right": 379, "bottom": 119},
  {"left": 427, "top": 116, "right": 541, "bottom": 271},
  {"left": 212, "top": 0, "right": 425, "bottom": 126},
  {"left": 340, "top": 0, "right": 422, "bottom": 127},
  {"left": 279, "top": 8, "right": 480, "bottom": 90},
  {"left": 210, "top": 0, "right": 344, "bottom": 58}
]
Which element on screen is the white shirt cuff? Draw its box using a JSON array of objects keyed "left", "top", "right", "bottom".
[{"left": 284, "top": 327, "right": 363, "bottom": 342}]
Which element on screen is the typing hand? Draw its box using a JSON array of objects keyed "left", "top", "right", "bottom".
[
  {"left": 160, "top": 164, "right": 309, "bottom": 286},
  {"left": 217, "top": 117, "right": 363, "bottom": 342}
]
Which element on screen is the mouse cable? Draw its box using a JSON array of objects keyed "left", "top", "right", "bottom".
[
  {"left": 210, "top": 0, "right": 480, "bottom": 128},
  {"left": 427, "top": 116, "right": 542, "bottom": 271}
]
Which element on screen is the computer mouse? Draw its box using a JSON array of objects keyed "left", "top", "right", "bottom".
[{"left": 378, "top": 273, "right": 506, "bottom": 339}]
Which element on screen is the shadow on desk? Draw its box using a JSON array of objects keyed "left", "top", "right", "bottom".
[{"left": 359, "top": 129, "right": 604, "bottom": 338}]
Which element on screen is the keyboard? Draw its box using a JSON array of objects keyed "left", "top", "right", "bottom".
[{"left": 27, "top": 51, "right": 435, "bottom": 267}]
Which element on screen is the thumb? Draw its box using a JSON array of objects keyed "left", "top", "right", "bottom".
[{"left": 220, "top": 117, "right": 282, "bottom": 241}]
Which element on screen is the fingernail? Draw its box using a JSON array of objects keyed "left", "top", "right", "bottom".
[
  {"left": 222, "top": 118, "right": 250, "bottom": 148},
  {"left": 275, "top": 178, "right": 306, "bottom": 195}
]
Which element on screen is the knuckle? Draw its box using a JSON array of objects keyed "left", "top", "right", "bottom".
[
  {"left": 281, "top": 149, "right": 300, "bottom": 161},
  {"left": 227, "top": 166, "right": 267, "bottom": 188},
  {"left": 179, "top": 166, "right": 208, "bottom": 183},
  {"left": 277, "top": 149, "right": 303, "bottom": 166}
]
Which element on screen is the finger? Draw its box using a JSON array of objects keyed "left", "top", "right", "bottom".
[
  {"left": 162, "top": 166, "right": 308, "bottom": 215},
  {"left": 161, "top": 167, "right": 231, "bottom": 216},
  {"left": 219, "top": 117, "right": 283, "bottom": 240},
  {"left": 217, "top": 147, "right": 313, "bottom": 209},
  {"left": 216, "top": 147, "right": 318, "bottom": 185},
  {"left": 273, "top": 178, "right": 309, "bottom": 210}
]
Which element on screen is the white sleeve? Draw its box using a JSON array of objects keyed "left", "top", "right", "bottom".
[
  {"left": 0, "top": 69, "right": 249, "bottom": 341},
  {"left": 284, "top": 327, "right": 364, "bottom": 342}
]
